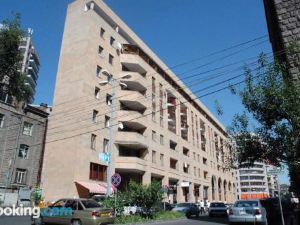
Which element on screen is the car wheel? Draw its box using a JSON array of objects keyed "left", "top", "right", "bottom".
[
  {"left": 186, "top": 212, "right": 191, "bottom": 219},
  {"left": 195, "top": 212, "right": 200, "bottom": 218},
  {"left": 209, "top": 213, "right": 213, "bottom": 217},
  {"left": 71, "top": 219, "right": 82, "bottom": 225}
]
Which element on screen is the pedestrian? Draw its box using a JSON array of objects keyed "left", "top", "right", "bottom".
[
  {"left": 206, "top": 200, "right": 210, "bottom": 213},
  {"left": 200, "top": 200, "right": 205, "bottom": 214}
]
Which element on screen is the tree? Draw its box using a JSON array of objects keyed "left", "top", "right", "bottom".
[
  {"left": 0, "top": 13, "right": 31, "bottom": 103},
  {"left": 229, "top": 47, "right": 300, "bottom": 198}
]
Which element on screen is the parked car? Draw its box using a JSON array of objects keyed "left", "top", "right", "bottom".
[
  {"left": 229, "top": 199, "right": 268, "bottom": 225},
  {"left": 18, "top": 198, "right": 32, "bottom": 207},
  {"left": 90, "top": 195, "right": 106, "bottom": 206},
  {"left": 208, "top": 202, "right": 228, "bottom": 217},
  {"left": 160, "top": 202, "right": 173, "bottom": 211},
  {"left": 36, "top": 198, "right": 115, "bottom": 225},
  {"left": 172, "top": 203, "right": 200, "bottom": 218}
]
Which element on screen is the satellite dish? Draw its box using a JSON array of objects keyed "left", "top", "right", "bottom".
[{"left": 112, "top": 41, "right": 122, "bottom": 51}]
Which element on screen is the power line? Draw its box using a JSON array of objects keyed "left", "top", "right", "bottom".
[
  {"left": 3, "top": 65, "right": 270, "bottom": 153},
  {"left": 46, "top": 40, "right": 270, "bottom": 123},
  {"left": 49, "top": 36, "right": 268, "bottom": 110}
]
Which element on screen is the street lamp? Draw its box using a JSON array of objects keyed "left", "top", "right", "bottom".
[{"left": 99, "top": 73, "right": 131, "bottom": 196}]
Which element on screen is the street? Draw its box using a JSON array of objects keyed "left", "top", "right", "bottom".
[{"left": 0, "top": 216, "right": 228, "bottom": 225}]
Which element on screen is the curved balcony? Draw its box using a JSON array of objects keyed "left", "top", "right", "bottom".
[
  {"left": 117, "top": 110, "right": 147, "bottom": 131},
  {"left": 120, "top": 54, "right": 147, "bottom": 74},
  {"left": 119, "top": 90, "right": 149, "bottom": 112},
  {"left": 120, "top": 72, "right": 148, "bottom": 93},
  {"left": 115, "top": 156, "right": 146, "bottom": 173},
  {"left": 115, "top": 131, "right": 148, "bottom": 149}
]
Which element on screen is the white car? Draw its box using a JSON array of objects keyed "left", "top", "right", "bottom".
[{"left": 229, "top": 199, "right": 268, "bottom": 225}]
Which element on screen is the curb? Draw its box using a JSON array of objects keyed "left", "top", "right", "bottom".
[{"left": 115, "top": 217, "right": 187, "bottom": 225}]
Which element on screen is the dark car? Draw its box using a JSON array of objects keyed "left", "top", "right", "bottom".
[
  {"left": 172, "top": 203, "right": 200, "bottom": 218},
  {"left": 160, "top": 202, "right": 173, "bottom": 211},
  {"left": 208, "top": 202, "right": 228, "bottom": 217}
]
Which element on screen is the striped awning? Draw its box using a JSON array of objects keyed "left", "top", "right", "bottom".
[{"left": 75, "top": 181, "right": 115, "bottom": 194}]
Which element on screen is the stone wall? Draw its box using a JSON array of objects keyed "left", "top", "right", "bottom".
[{"left": 264, "top": 0, "right": 300, "bottom": 81}]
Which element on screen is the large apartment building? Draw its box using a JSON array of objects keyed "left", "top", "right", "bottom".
[
  {"left": 42, "top": 0, "right": 236, "bottom": 203},
  {"left": 235, "top": 162, "right": 279, "bottom": 199},
  {"left": 0, "top": 28, "right": 40, "bottom": 104}
]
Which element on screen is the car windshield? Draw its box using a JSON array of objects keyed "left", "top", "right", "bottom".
[
  {"left": 211, "top": 203, "right": 225, "bottom": 207},
  {"left": 80, "top": 199, "right": 101, "bottom": 208},
  {"left": 235, "top": 201, "right": 258, "bottom": 207},
  {"left": 176, "top": 203, "right": 190, "bottom": 207}
]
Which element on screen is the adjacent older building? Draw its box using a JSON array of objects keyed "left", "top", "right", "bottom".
[
  {"left": 0, "top": 103, "right": 49, "bottom": 194},
  {"left": 0, "top": 28, "right": 48, "bottom": 204},
  {"left": 42, "top": 0, "right": 236, "bottom": 203},
  {"left": 264, "top": 0, "right": 300, "bottom": 81}
]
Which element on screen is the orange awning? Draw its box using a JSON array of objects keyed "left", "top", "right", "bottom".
[{"left": 75, "top": 181, "right": 115, "bottom": 194}]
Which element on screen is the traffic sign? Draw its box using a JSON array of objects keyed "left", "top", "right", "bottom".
[
  {"left": 99, "top": 152, "right": 110, "bottom": 162},
  {"left": 111, "top": 173, "right": 121, "bottom": 187},
  {"left": 267, "top": 167, "right": 282, "bottom": 175}
]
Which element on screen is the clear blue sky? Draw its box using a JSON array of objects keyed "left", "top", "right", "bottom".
[{"left": 0, "top": 0, "right": 289, "bottom": 184}]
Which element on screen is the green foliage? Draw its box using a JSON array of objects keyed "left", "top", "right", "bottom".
[
  {"left": 102, "top": 191, "right": 129, "bottom": 215},
  {"left": 102, "top": 181, "right": 163, "bottom": 216},
  {"left": 0, "top": 13, "right": 31, "bottom": 103},
  {"left": 127, "top": 180, "right": 163, "bottom": 210},
  {"left": 115, "top": 211, "right": 184, "bottom": 224},
  {"left": 32, "top": 187, "right": 43, "bottom": 205},
  {"left": 229, "top": 47, "right": 300, "bottom": 197}
]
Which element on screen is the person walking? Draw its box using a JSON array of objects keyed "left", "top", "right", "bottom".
[{"left": 200, "top": 200, "right": 205, "bottom": 215}]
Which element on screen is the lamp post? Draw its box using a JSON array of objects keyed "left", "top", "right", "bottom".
[{"left": 99, "top": 73, "right": 131, "bottom": 196}]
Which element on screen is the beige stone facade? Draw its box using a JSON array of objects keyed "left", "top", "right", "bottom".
[{"left": 42, "top": 0, "right": 236, "bottom": 203}]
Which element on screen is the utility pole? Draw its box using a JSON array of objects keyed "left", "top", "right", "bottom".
[
  {"left": 107, "top": 77, "right": 116, "bottom": 196},
  {"left": 100, "top": 73, "right": 131, "bottom": 196}
]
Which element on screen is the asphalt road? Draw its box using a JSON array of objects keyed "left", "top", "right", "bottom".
[{"left": 0, "top": 215, "right": 228, "bottom": 225}]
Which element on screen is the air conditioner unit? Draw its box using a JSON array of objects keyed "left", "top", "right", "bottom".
[
  {"left": 184, "top": 162, "right": 188, "bottom": 168},
  {"left": 119, "top": 122, "right": 124, "bottom": 130}
]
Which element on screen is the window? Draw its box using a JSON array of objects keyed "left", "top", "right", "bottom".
[
  {"left": 106, "top": 94, "right": 112, "bottom": 105},
  {"left": 92, "top": 110, "right": 98, "bottom": 123},
  {"left": 194, "top": 166, "right": 196, "bottom": 176},
  {"left": 18, "top": 144, "right": 29, "bottom": 159},
  {"left": 198, "top": 168, "right": 201, "bottom": 178},
  {"left": 0, "top": 114, "right": 4, "bottom": 128},
  {"left": 170, "top": 140, "right": 177, "bottom": 150},
  {"left": 160, "top": 154, "right": 164, "bottom": 166},
  {"left": 96, "top": 65, "right": 102, "bottom": 77},
  {"left": 91, "top": 134, "right": 96, "bottom": 150},
  {"left": 203, "top": 157, "right": 207, "bottom": 165},
  {"left": 197, "top": 154, "right": 200, "bottom": 162},
  {"left": 109, "top": 54, "right": 114, "bottom": 65},
  {"left": 15, "top": 169, "right": 26, "bottom": 184},
  {"left": 160, "top": 135, "right": 164, "bottom": 145},
  {"left": 110, "top": 36, "right": 115, "bottom": 46},
  {"left": 152, "top": 150, "right": 156, "bottom": 163},
  {"left": 152, "top": 130, "right": 157, "bottom": 142},
  {"left": 94, "top": 87, "right": 100, "bottom": 99},
  {"left": 193, "top": 152, "right": 196, "bottom": 160},
  {"left": 170, "top": 158, "right": 177, "bottom": 169},
  {"left": 98, "top": 46, "right": 104, "bottom": 56},
  {"left": 183, "top": 163, "right": 189, "bottom": 173},
  {"left": 23, "top": 122, "right": 33, "bottom": 136},
  {"left": 90, "top": 163, "right": 107, "bottom": 181},
  {"left": 183, "top": 147, "right": 189, "bottom": 156},
  {"left": 204, "top": 171, "right": 208, "bottom": 179},
  {"left": 100, "top": 28, "right": 105, "bottom": 38},
  {"left": 105, "top": 116, "right": 110, "bottom": 128},
  {"left": 103, "top": 138, "right": 109, "bottom": 152}
]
